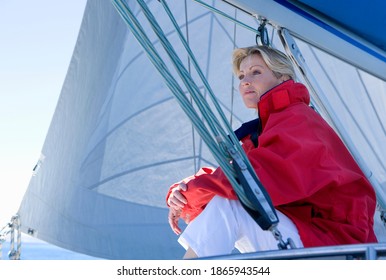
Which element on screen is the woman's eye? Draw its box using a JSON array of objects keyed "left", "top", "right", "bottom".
[
  {"left": 252, "top": 70, "right": 260, "bottom": 75},
  {"left": 238, "top": 74, "right": 244, "bottom": 80}
]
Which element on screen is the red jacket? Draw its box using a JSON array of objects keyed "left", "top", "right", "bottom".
[{"left": 167, "top": 80, "right": 378, "bottom": 247}]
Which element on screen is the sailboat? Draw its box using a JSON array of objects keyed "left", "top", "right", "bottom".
[{"left": 3, "top": 0, "right": 386, "bottom": 259}]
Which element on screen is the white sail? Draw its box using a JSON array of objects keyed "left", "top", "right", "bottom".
[
  {"left": 17, "top": 0, "right": 258, "bottom": 259},
  {"left": 17, "top": 0, "right": 386, "bottom": 259}
]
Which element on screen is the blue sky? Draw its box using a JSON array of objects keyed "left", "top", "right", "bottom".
[{"left": 0, "top": 0, "right": 87, "bottom": 225}]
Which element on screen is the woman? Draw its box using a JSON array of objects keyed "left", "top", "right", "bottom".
[{"left": 166, "top": 45, "right": 378, "bottom": 258}]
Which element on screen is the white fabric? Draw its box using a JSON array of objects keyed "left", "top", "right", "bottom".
[{"left": 178, "top": 195, "right": 303, "bottom": 258}]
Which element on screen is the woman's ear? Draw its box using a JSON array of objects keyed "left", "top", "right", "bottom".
[{"left": 281, "top": 74, "right": 290, "bottom": 82}]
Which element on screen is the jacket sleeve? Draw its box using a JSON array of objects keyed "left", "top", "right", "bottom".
[{"left": 165, "top": 165, "right": 238, "bottom": 222}]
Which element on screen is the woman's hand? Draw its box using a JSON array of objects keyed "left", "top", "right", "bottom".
[
  {"left": 167, "top": 183, "right": 187, "bottom": 210},
  {"left": 167, "top": 183, "right": 187, "bottom": 234},
  {"left": 168, "top": 207, "right": 183, "bottom": 235}
]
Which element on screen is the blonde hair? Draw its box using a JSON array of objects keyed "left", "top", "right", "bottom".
[{"left": 232, "top": 45, "right": 295, "bottom": 80}]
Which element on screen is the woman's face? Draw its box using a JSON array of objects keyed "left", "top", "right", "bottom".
[{"left": 238, "top": 54, "right": 282, "bottom": 109}]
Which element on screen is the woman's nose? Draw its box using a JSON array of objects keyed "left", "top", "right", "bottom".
[{"left": 241, "top": 78, "right": 251, "bottom": 86}]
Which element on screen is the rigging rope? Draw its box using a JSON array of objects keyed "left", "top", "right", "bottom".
[
  {"left": 192, "top": 0, "right": 258, "bottom": 33},
  {"left": 183, "top": 0, "right": 199, "bottom": 171},
  {"left": 112, "top": 0, "right": 290, "bottom": 245}
]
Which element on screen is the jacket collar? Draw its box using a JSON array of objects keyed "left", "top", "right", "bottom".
[{"left": 258, "top": 80, "right": 310, "bottom": 129}]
